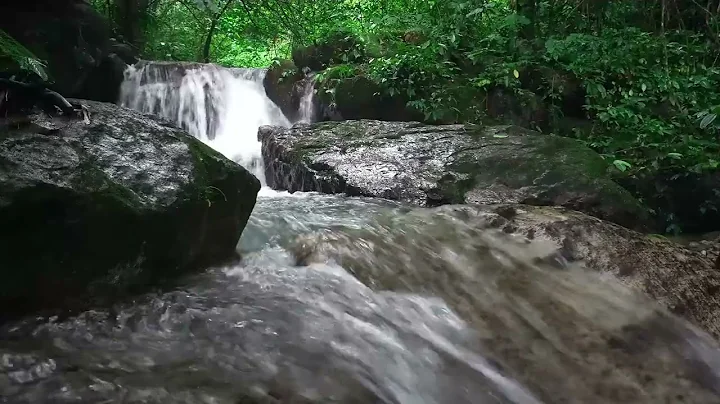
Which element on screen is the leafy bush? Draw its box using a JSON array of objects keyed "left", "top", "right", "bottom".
[{"left": 544, "top": 28, "right": 720, "bottom": 176}]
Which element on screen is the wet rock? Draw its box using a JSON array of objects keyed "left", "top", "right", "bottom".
[
  {"left": 259, "top": 120, "right": 651, "bottom": 230},
  {"left": 263, "top": 60, "right": 316, "bottom": 123},
  {"left": 288, "top": 203, "right": 720, "bottom": 404},
  {"left": 675, "top": 233, "right": 720, "bottom": 270},
  {"left": 108, "top": 38, "right": 139, "bottom": 66},
  {"left": 263, "top": 60, "right": 304, "bottom": 122},
  {"left": 0, "top": 100, "right": 260, "bottom": 317}
]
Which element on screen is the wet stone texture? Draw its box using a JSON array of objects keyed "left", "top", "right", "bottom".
[
  {"left": 259, "top": 120, "right": 651, "bottom": 231},
  {"left": 0, "top": 100, "right": 260, "bottom": 317},
  {"left": 289, "top": 203, "right": 720, "bottom": 404}
]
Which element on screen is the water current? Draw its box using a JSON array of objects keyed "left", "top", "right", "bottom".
[{"left": 2, "top": 62, "right": 720, "bottom": 404}]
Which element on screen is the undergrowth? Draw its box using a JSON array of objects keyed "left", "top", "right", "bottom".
[
  {"left": 299, "top": 2, "right": 720, "bottom": 231},
  {"left": 77, "top": 0, "right": 720, "bottom": 231}
]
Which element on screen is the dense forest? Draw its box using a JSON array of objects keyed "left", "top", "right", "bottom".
[
  {"left": 2, "top": 0, "right": 720, "bottom": 233},
  {"left": 5, "top": 3, "right": 720, "bottom": 402}
]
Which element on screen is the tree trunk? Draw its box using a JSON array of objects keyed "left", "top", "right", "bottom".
[
  {"left": 202, "top": 0, "right": 234, "bottom": 63},
  {"left": 114, "top": 0, "right": 150, "bottom": 49}
]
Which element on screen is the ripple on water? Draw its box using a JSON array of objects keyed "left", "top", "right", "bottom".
[{"left": 2, "top": 193, "right": 720, "bottom": 404}]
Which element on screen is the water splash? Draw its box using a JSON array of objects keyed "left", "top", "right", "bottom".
[
  {"left": 119, "top": 61, "right": 290, "bottom": 184},
  {"left": 0, "top": 195, "right": 545, "bottom": 404},
  {"left": 4, "top": 60, "right": 709, "bottom": 404},
  {"left": 296, "top": 73, "right": 316, "bottom": 124}
]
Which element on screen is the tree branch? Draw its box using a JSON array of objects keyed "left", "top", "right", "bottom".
[{"left": 202, "top": 0, "right": 234, "bottom": 63}]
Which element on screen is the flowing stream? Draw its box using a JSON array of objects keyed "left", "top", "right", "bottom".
[{"left": 2, "top": 62, "right": 720, "bottom": 403}]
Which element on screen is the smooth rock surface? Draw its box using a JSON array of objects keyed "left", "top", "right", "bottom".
[
  {"left": 259, "top": 120, "right": 650, "bottom": 230},
  {"left": 0, "top": 100, "right": 260, "bottom": 316},
  {"left": 289, "top": 203, "right": 720, "bottom": 403}
]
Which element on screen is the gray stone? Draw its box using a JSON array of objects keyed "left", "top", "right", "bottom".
[
  {"left": 259, "top": 120, "right": 650, "bottom": 230},
  {"left": 0, "top": 100, "right": 260, "bottom": 315}
]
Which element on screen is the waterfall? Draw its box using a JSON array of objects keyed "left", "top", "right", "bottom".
[
  {"left": 296, "top": 73, "right": 316, "bottom": 124},
  {"left": 118, "top": 61, "right": 291, "bottom": 185}
]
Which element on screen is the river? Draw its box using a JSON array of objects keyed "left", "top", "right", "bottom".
[{"left": 1, "top": 62, "right": 719, "bottom": 404}]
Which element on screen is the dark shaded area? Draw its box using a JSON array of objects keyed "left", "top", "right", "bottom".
[
  {"left": 0, "top": 100, "right": 260, "bottom": 320},
  {"left": 0, "top": 0, "right": 138, "bottom": 103}
]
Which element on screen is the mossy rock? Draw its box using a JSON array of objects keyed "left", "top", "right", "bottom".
[
  {"left": 263, "top": 59, "right": 306, "bottom": 122},
  {"left": 316, "top": 74, "right": 422, "bottom": 122},
  {"left": 0, "top": 100, "right": 260, "bottom": 318},
  {"left": 259, "top": 120, "right": 651, "bottom": 231}
]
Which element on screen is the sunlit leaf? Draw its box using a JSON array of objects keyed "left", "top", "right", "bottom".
[{"left": 612, "top": 160, "right": 632, "bottom": 172}]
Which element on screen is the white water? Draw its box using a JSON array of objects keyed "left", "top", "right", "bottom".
[
  {"left": 118, "top": 61, "right": 300, "bottom": 185},
  {"left": 105, "top": 61, "right": 544, "bottom": 403},
  {"left": 296, "top": 73, "right": 316, "bottom": 124},
  {"left": 70, "top": 60, "right": 720, "bottom": 404}
]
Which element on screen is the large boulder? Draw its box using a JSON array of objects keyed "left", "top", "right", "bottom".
[
  {"left": 289, "top": 203, "right": 720, "bottom": 403},
  {"left": 259, "top": 120, "right": 651, "bottom": 230},
  {"left": 0, "top": 100, "right": 260, "bottom": 317},
  {"left": 0, "top": 0, "right": 136, "bottom": 102},
  {"left": 315, "top": 75, "right": 422, "bottom": 122},
  {"left": 263, "top": 59, "right": 312, "bottom": 122}
]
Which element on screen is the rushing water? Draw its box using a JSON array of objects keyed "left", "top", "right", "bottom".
[
  {"left": 295, "top": 73, "right": 316, "bottom": 124},
  {"left": 118, "top": 61, "right": 292, "bottom": 183},
  {"left": 2, "top": 61, "right": 720, "bottom": 403}
]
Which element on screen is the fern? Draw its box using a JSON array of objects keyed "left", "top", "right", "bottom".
[{"left": 0, "top": 28, "right": 48, "bottom": 81}]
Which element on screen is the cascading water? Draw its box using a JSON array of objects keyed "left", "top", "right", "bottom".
[
  {"left": 296, "top": 73, "right": 316, "bottom": 124},
  {"left": 119, "top": 61, "right": 292, "bottom": 184},
  {"left": 2, "top": 61, "right": 720, "bottom": 404}
]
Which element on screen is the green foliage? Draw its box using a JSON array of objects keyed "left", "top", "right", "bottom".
[
  {"left": 89, "top": 0, "right": 720, "bottom": 232},
  {"left": 0, "top": 28, "right": 48, "bottom": 80},
  {"left": 543, "top": 28, "right": 720, "bottom": 176}
]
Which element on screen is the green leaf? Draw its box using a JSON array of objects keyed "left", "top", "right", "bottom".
[
  {"left": 612, "top": 160, "right": 632, "bottom": 172},
  {"left": 641, "top": 83, "right": 647, "bottom": 91},
  {"left": 493, "top": 134, "right": 508, "bottom": 138},
  {"left": 699, "top": 113, "right": 717, "bottom": 129},
  {"left": 666, "top": 152, "right": 683, "bottom": 160},
  {"left": 512, "top": 69, "right": 519, "bottom": 78}
]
